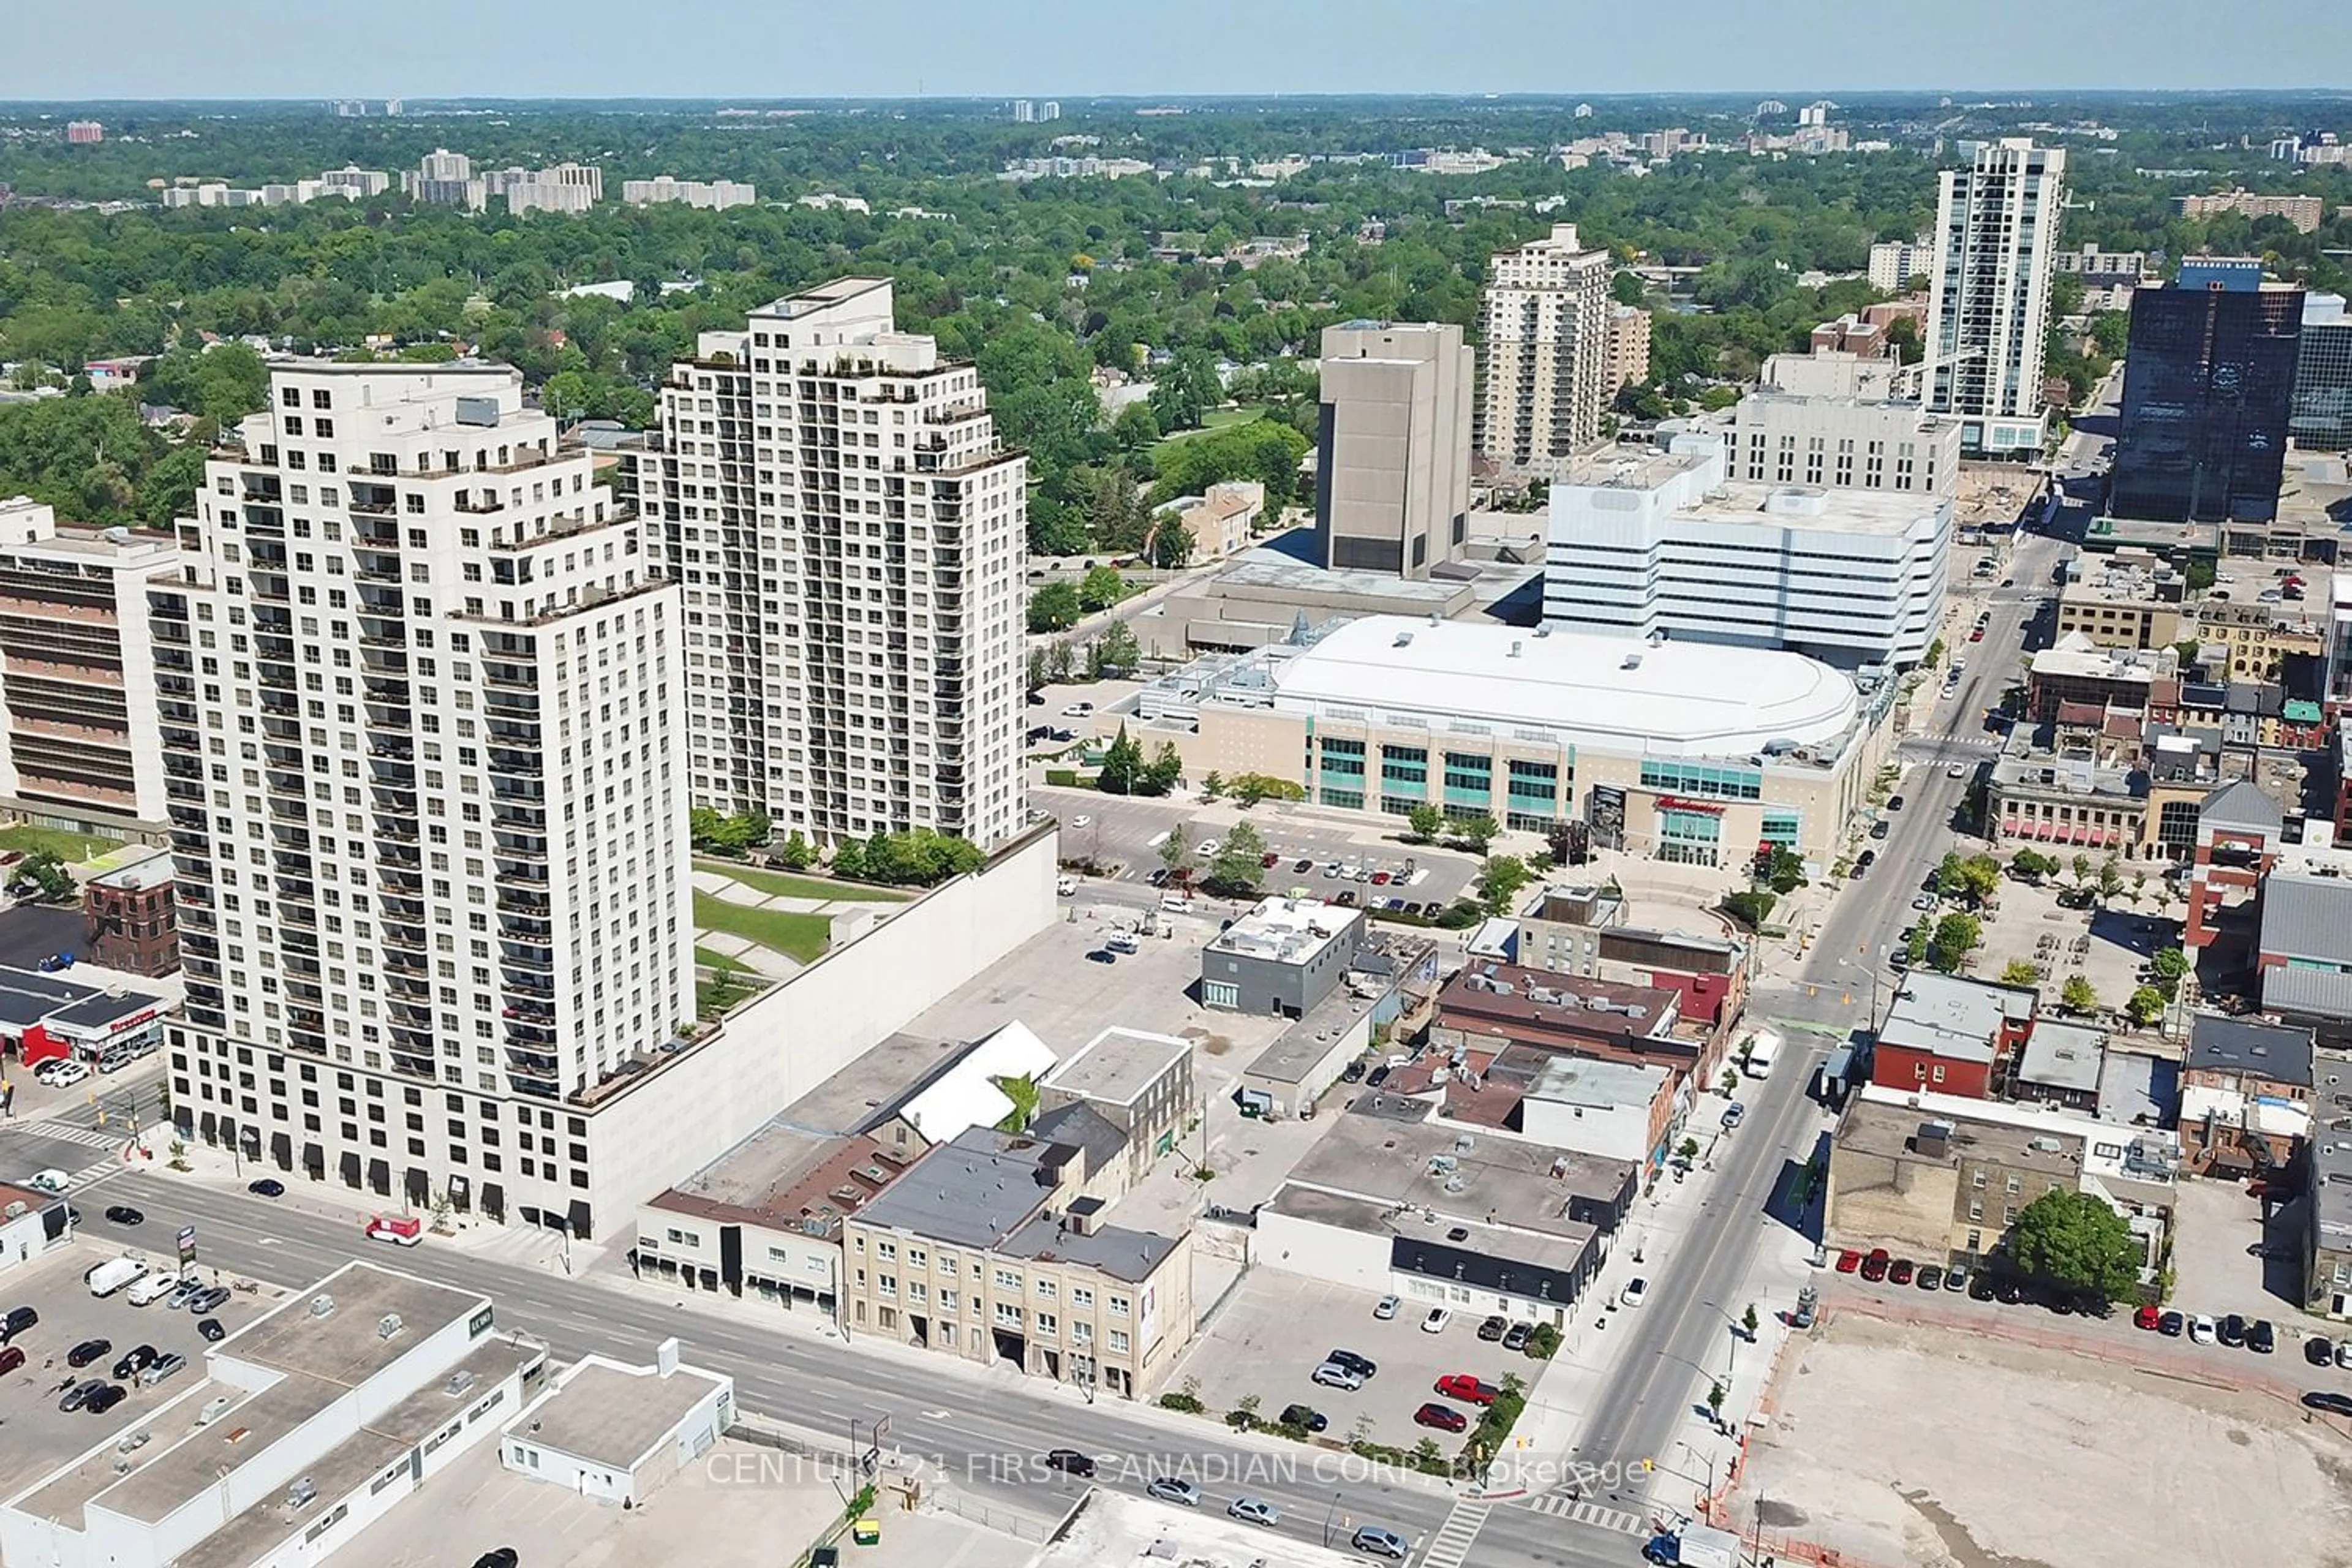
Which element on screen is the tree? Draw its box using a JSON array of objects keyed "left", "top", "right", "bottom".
[
  {"left": 1094, "top": 620, "right": 1140, "bottom": 674},
  {"left": 1406, "top": 804, "right": 1446, "bottom": 844},
  {"left": 1722, "top": 889, "right": 1777, "bottom": 930},
  {"left": 2071, "top": 854, "right": 2094, "bottom": 888},
  {"left": 1764, "top": 846, "right": 1807, "bottom": 895},
  {"left": 1923, "top": 637, "right": 1945, "bottom": 670},
  {"left": 1928, "top": 911, "right": 1982, "bottom": 973},
  {"left": 1148, "top": 516, "right": 1195, "bottom": 569},
  {"left": 1027, "top": 582, "right": 1082, "bottom": 633},
  {"left": 2150, "top": 947, "right": 2189, "bottom": 1000},
  {"left": 1208, "top": 823, "right": 1268, "bottom": 892},
  {"left": 1477, "top": 855, "right": 1533, "bottom": 916},
  {"left": 775, "top": 831, "right": 816, "bottom": 871},
  {"left": 1159, "top": 823, "right": 1193, "bottom": 876},
  {"left": 1025, "top": 646, "right": 1049, "bottom": 694},
  {"left": 1706, "top": 1381, "right": 1727, "bottom": 1427},
  {"left": 1199, "top": 771, "right": 1225, "bottom": 802},
  {"left": 1147, "top": 349, "right": 1222, "bottom": 432},
  {"left": 1458, "top": 814, "right": 1501, "bottom": 856},
  {"left": 2010, "top": 848, "right": 2060, "bottom": 883},
  {"left": 1097, "top": 725, "right": 1146, "bottom": 796},
  {"left": 2008, "top": 1188, "right": 2143, "bottom": 1303},
  {"left": 2096, "top": 856, "right": 2125, "bottom": 904},
  {"left": 2125, "top": 985, "right": 2166, "bottom": 1028},
  {"left": 15, "top": 851, "right": 74, "bottom": 903},
  {"left": 1905, "top": 921, "right": 1932, "bottom": 968},
  {"left": 2061, "top": 974, "right": 2100, "bottom": 1014},
  {"left": 1741, "top": 1303, "right": 1760, "bottom": 1341},
  {"left": 1227, "top": 773, "right": 1305, "bottom": 807},
  {"left": 1110, "top": 400, "right": 1161, "bottom": 450},
  {"left": 1999, "top": 959, "right": 2041, "bottom": 987},
  {"left": 1937, "top": 851, "right": 2002, "bottom": 907},
  {"left": 1143, "top": 742, "right": 1185, "bottom": 796},
  {"left": 1077, "top": 565, "right": 1129, "bottom": 612}
]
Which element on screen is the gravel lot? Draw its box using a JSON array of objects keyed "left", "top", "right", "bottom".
[{"left": 1736, "top": 1311, "right": 2352, "bottom": 1568}]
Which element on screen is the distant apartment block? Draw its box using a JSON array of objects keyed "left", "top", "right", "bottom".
[
  {"left": 1867, "top": 234, "right": 1934, "bottom": 292},
  {"left": 0, "top": 496, "right": 180, "bottom": 831},
  {"left": 162, "top": 166, "right": 391, "bottom": 209},
  {"left": 402, "top": 148, "right": 482, "bottom": 207},
  {"left": 622, "top": 176, "right": 758, "bottom": 210},
  {"left": 632, "top": 279, "right": 1028, "bottom": 850},
  {"left": 1604, "top": 304, "right": 1653, "bottom": 390},
  {"left": 487, "top": 162, "right": 602, "bottom": 216},
  {"left": 1926, "top": 139, "right": 2067, "bottom": 456},
  {"left": 1476, "top": 224, "right": 1616, "bottom": 470},
  {"left": 2174, "top": 189, "right": 2326, "bottom": 234},
  {"left": 64, "top": 121, "right": 102, "bottom": 145},
  {"left": 1314, "top": 320, "right": 1474, "bottom": 578}
]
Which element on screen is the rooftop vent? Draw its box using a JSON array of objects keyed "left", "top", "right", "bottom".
[
  {"left": 376, "top": 1313, "right": 403, "bottom": 1341},
  {"left": 287, "top": 1477, "right": 317, "bottom": 1510},
  {"left": 307, "top": 1294, "right": 335, "bottom": 1319},
  {"left": 1394, "top": 631, "right": 1414, "bottom": 647},
  {"left": 445, "top": 1370, "right": 476, "bottom": 1398},
  {"left": 1622, "top": 653, "right": 1643, "bottom": 671}
]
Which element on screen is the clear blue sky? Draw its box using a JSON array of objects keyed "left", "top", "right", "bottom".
[{"left": 3, "top": 0, "right": 2330, "bottom": 100}]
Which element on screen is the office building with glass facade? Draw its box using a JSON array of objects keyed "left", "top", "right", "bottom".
[
  {"left": 2293, "top": 293, "right": 2352, "bottom": 453},
  {"left": 2113, "top": 260, "right": 2303, "bottom": 523}
]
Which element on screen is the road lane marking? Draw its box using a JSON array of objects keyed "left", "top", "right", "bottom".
[{"left": 1415, "top": 1499, "right": 1488, "bottom": 1568}]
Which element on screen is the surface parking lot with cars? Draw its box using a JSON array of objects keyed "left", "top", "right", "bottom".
[
  {"left": 1176, "top": 1274, "right": 1540, "bottom": 1448},
  {"left": 0, "top": 1232, "right": 268, "bottom": 1465}
]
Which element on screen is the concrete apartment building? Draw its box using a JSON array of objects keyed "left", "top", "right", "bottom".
[
  {"left": 840, "top": 1125, "right": 1193, "bottom": 1399},
  {"left": 484, "top": 162, "right": 602, "bottom": 216},
  {"left": 1476, "top": 224, "right": 1615, "bottom": 472},
  {"left": 1926, "top": 139, "right": 2067, "bottom": 456},
  {"left": 1544, "top": 430, "right": 1952, "bottom": 668},
  {"left": 1727, "top": 350, "right": 1961, "bottom": 503},
  {"left": 1200, "top": 895, "right": 1365, "bottom": 1016},
  {"left": 401, "top": 148, "right": 482, "bottom": 208},
  {"left": 1867, "top": 234, "right": 1935, "bottom": 292},
  {"left": 0, "top": 496, "right": 181, "bottom": 834},
  {"left": 0, "top": 1262, "right": 542, "bottom": 1568},
  {"left": 2174, "top": 189, "right": 2326, "bottom": 233},
  {"left": 162, "top": 360, "right": 695, "bottom": 1237},
  {"left": 621, "top": 175, "right": 758, "bottom": 210},
  {"left": 1604, "top": 304, "right": 1653, "bottom": 390},
  {"left": 1313, "top": 321, "right": 1474, "bottom": 578},
  {"left": 631, "top": 279, "right": 1027, "bottom": 850}
]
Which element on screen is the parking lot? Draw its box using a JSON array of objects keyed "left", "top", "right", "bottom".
[
  {"left": 0, "top": 1237, "right": 281, "bottom": 1472},
  {"left": 1740, "top": 1305, "right": 2352, "bottom": 1568},
  {"left": 1175, "top": 1273, "right": 1539, "bottom": 1449},
  {"left": 1040, "top": 787, "right": 1482, "bottom": 913},
  {"left": 2174, "top": 1175, "right": 2334, "bottom": 1332}
]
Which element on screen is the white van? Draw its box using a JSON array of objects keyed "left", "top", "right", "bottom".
[
  {"left": 85, "top": 1254, "right": 149, "bottom": 1299},
  {"left": 1740, "top": 1028, "right": 1782, "bottom": 1081},
  {"left": 1158, "top": 895, "right": 1188, "bottom": 914}
]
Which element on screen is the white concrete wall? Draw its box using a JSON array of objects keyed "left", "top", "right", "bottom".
[
  {"left": 1255, "top": 1204, "right": 1391, "bottom": 1291},
  {"left": 584, "top": 828, "right": 1058, "bottom": 1231},
  {"left": 1518, "top": 1096, "right": 1654, "bottom": 1165}
]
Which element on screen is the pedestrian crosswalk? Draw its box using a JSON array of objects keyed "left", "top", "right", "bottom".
[
  {"left": 1415, "top": 1499, "right": 1489, "bottom": 1568},
  {"left": 21, "top": 1121, "right": 127, "bottom": 1151},
  {"left": 1518, "top": 1491, "right": 1648, "bottom": 1535}
]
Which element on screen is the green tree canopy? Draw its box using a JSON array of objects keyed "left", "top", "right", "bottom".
[{"left": 2008, "top": 1188, "right": 2143, "bottom": 1302}]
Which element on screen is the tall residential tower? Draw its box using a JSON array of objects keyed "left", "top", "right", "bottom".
[
  {"left": 1476, "top": 224, "right": 1615, "bottom": 472},
  {"left": 162, "top": 361, "right": 693, "bottom": 1235},
  {"left": 633, "top": 279, "right": 1027, "bottom": 849},
  {"left": 1925, "top": 139, "right": 2067, "bottom": 457}
]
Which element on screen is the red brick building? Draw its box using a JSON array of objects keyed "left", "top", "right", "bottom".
[
  {"left": 1869, "top": 972, "right": 2037, "bottom": 1100},
  {"left": 81, "top": 854, "right": 177, "bottom": 976}
]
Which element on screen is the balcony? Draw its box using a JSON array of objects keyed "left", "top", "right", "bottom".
[{"left": 379, "top": 922, "right": 428, "bottom": 956}]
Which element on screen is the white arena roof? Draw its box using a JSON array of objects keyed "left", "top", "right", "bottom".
[{"left": 1272, "top": 616, "right": 1860, "bottom": 758}]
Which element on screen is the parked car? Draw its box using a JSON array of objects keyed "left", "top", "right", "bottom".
[
  {"left": 2250, "top": 1319, "right": 2277, "bottom": 1354},
  {"left": 66, "top": 1338, "right": 111, "bottom": 1369},
  {"left": 2337, "top": 1341, "right": 2352, "bottom": 1371},
  {"left": 1620, "top": 1277, "right": 1649, "bottom": 1308},
  {"left": 1312, "top": 1362, "right": 1367, "bottom": 1392},
  {"left": 1967, "top": 1273, "right": 1997, "bottom": 1302},
  {"left": 1324, "top": 1349, "right": 1377, "bottom": 1379},
  {"left": 1085, "top": 949, "right": 1117, "bottom": 964},
  {"left": 1434, "top": 1374, "right": 1499, "bottom": 1406},
  {"left": 1887, "top": 1259, "right": 1915, "bottom": 1286},
  {"left": 1196, "top": 839, "right": 1221, "bottom": 857},
  {"left": 1887, "top": 794, "right": 1905, "bottom": 812},
  {"left": 1917, "top": 1265, "right": 1944, "bottom": 1291},
  {"left": 1352, "top": 1526, "right": 1411, "bottom": 1560},
  {"left": 1413, "top": 1402, "right": 1468, "bottom": 1433},
  {"left": 1722, "top": 1102, "right": 1746, "bottom": 1129},
  {"left": 2307, "top": 1336, "right": 2336, "bottom": 1367},
  {"left": 1228, "top": 1498, "right": 1280, "bottom": 1528},
  {"left": 1477, "top": 1315, "right": 1509, "bottom": 1342},
  {"left": 197, "top": 1318, "right": 226, "bottom": 1343},
  {"left": 471, "top": 1551, "right": 518, "bottom": 1568},
  {"left": 2218, "top": 1314, "right": 2248, "bottom": 1348},
  {"left": 2159, "top": 1311, "right": 2185, "bottom": 1337},
  {"left": 2303, "top": 1391, "right": 2352, "bottom": 1417},
  {"left": 110, "top": 1344, "right": 157, "bottom": 1380},
  {"left": 58, "top": 1378, "right": 104, "bottom": 1412},
  {"left": 1044, "top": 1449, "right": 1096, "bottom": 1478},
  {"left": 247, "top": 1178, "right": 285, "bottom": 1198},
  {"left": 1870, "top": 820, "right": 1891, "bottom": 840},
  {"left": 1421, "top": 1306, "right": 1452, "bottom": 1333},
  {"left": 1502, "top": 1321, "right": 1534, "bottom": 1352},
  {"left": 1145, "top": 1478, "right": 1201, "bottom": 1507},
  {"left": 1943, "top": 1264, "right": 1969, "bottom": 1294},
  {"left": 1, "top": 1305, "right": 39, "bottom": 1343},
  {"left": 1910, "top": 893, "right": 1939, "bottom": 912},
  {"left": 1860, "top": 1249, "right": 1890, "bottom": 1282},
  {"left": 1278, "top": 1403, "right": 1329, "bottom": 1433},
  {"left": 138, "top": 1351, "right": 188, "bottom": 1387},
  {"left": 0, "top": 1346, "right": 23, "bottom": 1378},
  {"left": 1292, "top": 859, "right": 1314, "bottom": 874},
  {"left": 36, "top": 1060, "right": 89, "bottom": 1088},
  {"left": 1373, "top": 1295, "right": 1400, "bottom": 1321},
  {"left": 2134, "top": 1305, "right": 2162, "bottom": 1332}
]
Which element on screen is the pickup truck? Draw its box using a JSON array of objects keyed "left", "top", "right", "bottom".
[{"left": 1642, "top": 1525, "right": 1740, "bottom": 1568}]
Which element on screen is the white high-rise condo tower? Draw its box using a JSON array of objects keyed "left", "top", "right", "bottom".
[
  {"left": 1476, "top": 224, "right": 1616, "bottom": 473},
  {"left": 1925, "top": 138, "right": 2067, "bottom": 457},
  {"left": 161, "top": 360, "right": 693, "bottom": 1237},
  {"left": 633, "top": 279, "right": 1028, "bottom": 850}
]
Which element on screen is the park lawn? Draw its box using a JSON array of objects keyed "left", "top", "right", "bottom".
[
  {"left": 1147, "top": 402, "right": 1268, "bottom": 461},
  {"left": 0, "top": 824, "right": 119, "bottom": 862},
  {"left": 694, "top": 858, "right": 908, "bottom": 903},
  {"left": 692, "top": 891, "right": 832, "bottom": 963},
  {"left": 694, "top": 944, "right": 755, "bottom": 976}
]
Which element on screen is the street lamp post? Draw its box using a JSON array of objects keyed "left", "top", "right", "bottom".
[{"left": 1322, "top": 1490, "right": 1344, "bottom": 1548}]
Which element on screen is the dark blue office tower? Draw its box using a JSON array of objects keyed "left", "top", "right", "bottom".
[{"left": 2112, "top": 260, "right": 2303, "bottom": 524}]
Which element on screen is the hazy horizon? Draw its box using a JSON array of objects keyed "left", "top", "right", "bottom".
[{"left": 5, "top": 0, "right": 2339, "bottom": 102}]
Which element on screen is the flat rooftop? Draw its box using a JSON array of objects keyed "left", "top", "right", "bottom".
[
  {"left": 649, "top": 1128, "right": 915, "bottom": 1240},
  {"left": 1271, "top": 615, "right": 1862, "bottom": 760},
  {"left": 1877, "top": 973, "right": 2036, "bottom": 1068},
  {"left": 1438, "top": 963, "right": 1679, "bottom": 1046},
  {"left": 1284, "top": 1096, "right": 1635, "bottom": 1238},
  {"left": 522, "top": 1358, "right": 729, "bottom": 1471},
  {"left": 1246, "top": 978, "right": 1387, "bottom": 1087},
  {"left": 2015, "top": 1021, "right": 2106, "bottom": 1095},
  {"left": 0, "top": 965, "right": 102, "bottom": 1030},
  {"left": 1836, "top": 1092, "right": 2083, "bottom": 1182},
  {"left": 998, "top": 1213, "right": 1180, "bottom": 1283},
  {"left": 1265, "top": 1185, "right": 1597, "bottom": 1287},
  {"left": 1559, "top": 445, "right": 1716, "bottom": 492},
  {"left": 1206, "top": 895, "right": 1360, "bottom": 970},
  {"left": 1041, "top": 1026, "right": 1191, "bottom": 1109},
  {"left": 1672, "top": 478, "right": 1946, "bottom": 537},
  {"left": 851, "top": 1125, "right": 1068, "bottom": 1251},
  {"left": 1526, "top": 1052, "right": 1670, "bottom": 1109},
  {"left": 1212, "top": 553, "right": 1468, "bottom": 606}
]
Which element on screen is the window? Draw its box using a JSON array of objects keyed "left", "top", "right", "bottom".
[
  {"left": 993, "top": 1268, "right": 1021, "bottom": 1291},
  {"left": 1204, "top": 980, "right": 1240, "bottom": 1009},
  {"left": 1109, "top": 1295, "right": 1130, "bottom": 1317},
  {"left": 993, "top": 1301, "right": 1023, "bottom": 1326},
  {"left": 1107, "top": 1329, "right": 1130, "bottom": 1355}
]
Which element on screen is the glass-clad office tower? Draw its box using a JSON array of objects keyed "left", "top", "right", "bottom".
[
  {"left": 2292, "top": 293, "right": 2352, "bottom": 453},
  {"left": 2111, "top": 260, "right": 2303, "bottom": 523}
]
